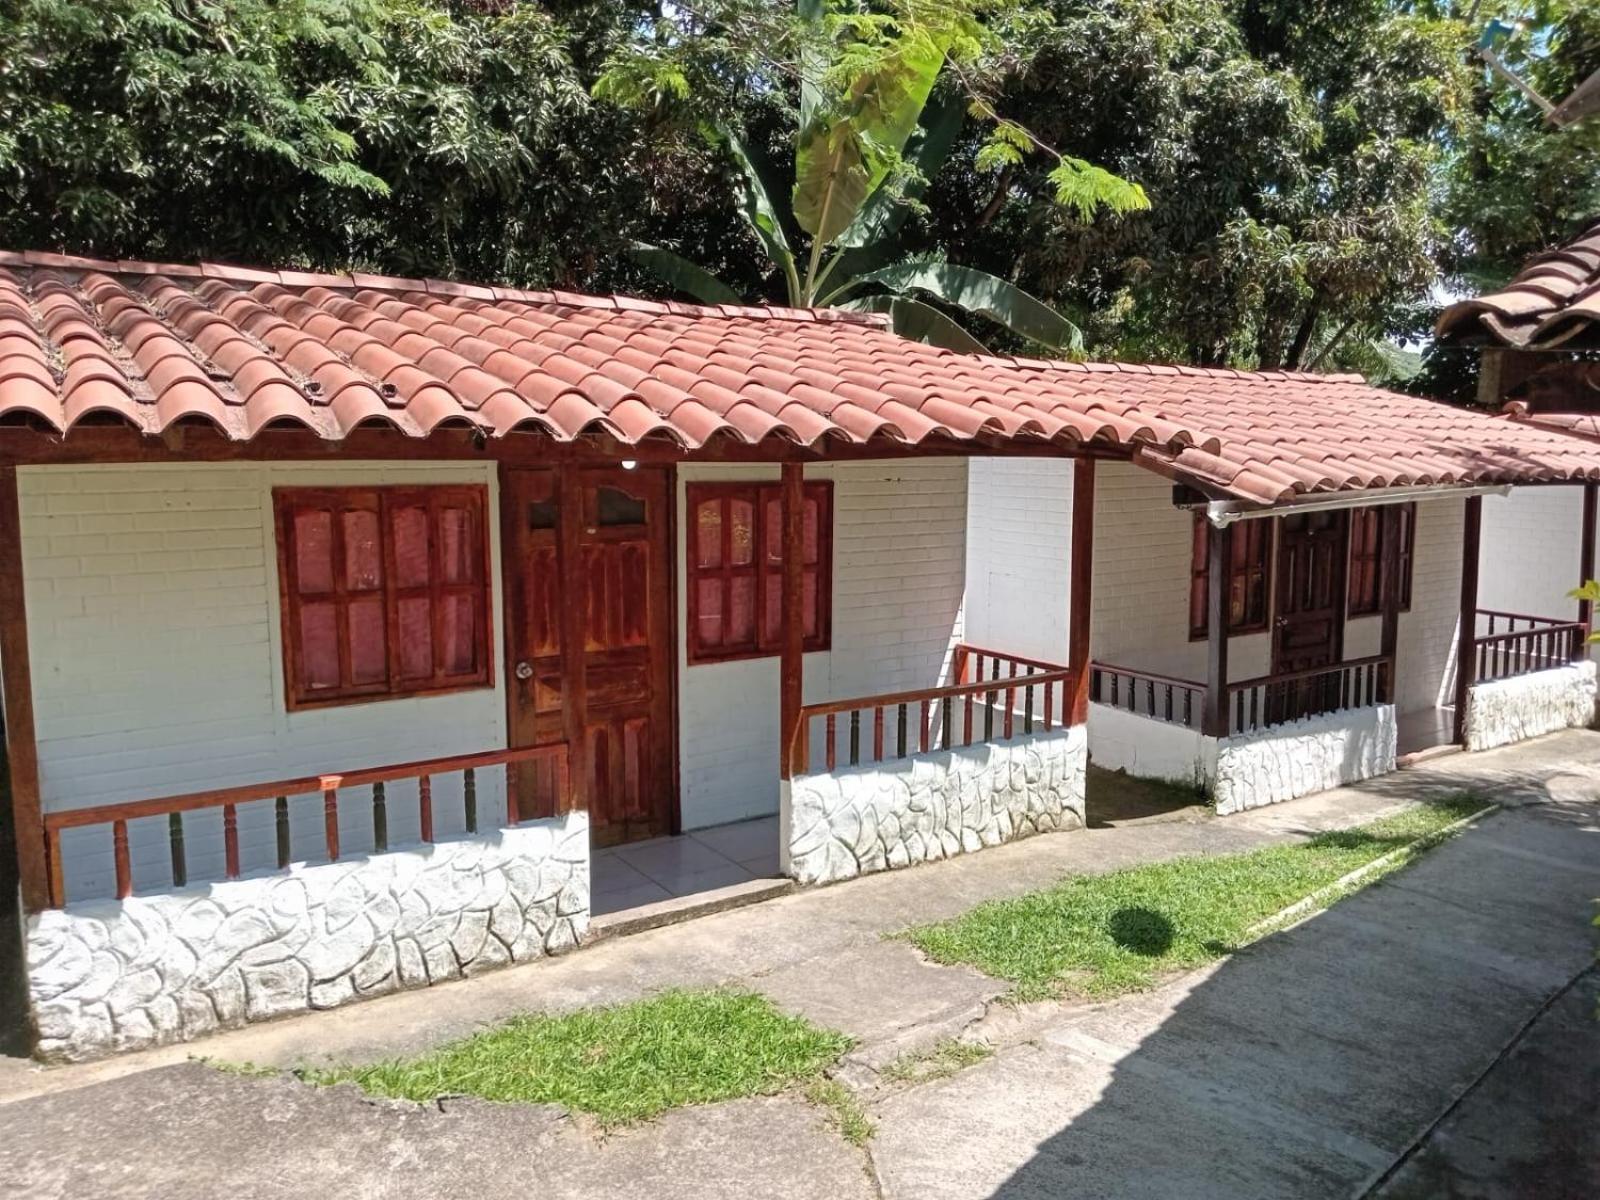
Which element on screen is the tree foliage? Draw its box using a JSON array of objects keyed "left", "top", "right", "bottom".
[{"left": 0, "top": 0, "right": 1582, "bottom": 383}]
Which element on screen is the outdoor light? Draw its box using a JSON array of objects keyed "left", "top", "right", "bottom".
[{"left": 621, "top": 459, "right": 638, "bottom": 470}]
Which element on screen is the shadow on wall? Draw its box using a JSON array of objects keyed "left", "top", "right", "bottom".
[{"left": 978, "top": 793, "right": 1599, "bottom": 1199}]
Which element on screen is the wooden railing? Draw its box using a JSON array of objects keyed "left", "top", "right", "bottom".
[
  {"left": 1472, "top": 609, "right": 1586, "bottom": 684},
  {"left": 42, "top": 743, "right": 570, "bottom": 908},
  {"left": 784, "top": 644, "right": 1075, "bottom": 777},
  {"left": 1227, "top": 655, "right": 1392, "bottom": 735},
  {"left": 1089, "top": 662, "right": 1206, "bottom": 729}
]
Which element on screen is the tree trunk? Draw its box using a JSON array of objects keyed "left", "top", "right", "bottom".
[
  {"left": 976, "top": 165, "right": 1015, "bottom": 229},
  {"left": 1284, "top": 297, "right": 1324, "bottom": 370}
]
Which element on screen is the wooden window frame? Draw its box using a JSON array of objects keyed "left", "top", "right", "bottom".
[
  {"left": 685, "top": 480, "right": 833, "bottom": 666},
  {"left": 274, "top": 485, "right": 495, "bottom": 710},
  {"left": 1188, "top": 515, "right": 1273, "bottom": 640},
  {"left": 1347, "top": 503, "right": 1417, "bottom": 618}
]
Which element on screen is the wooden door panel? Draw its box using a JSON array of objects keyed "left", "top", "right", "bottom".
[
  {"left": 1271, "top": 511, "right": 1349, "bottom": 722},
  {"left": 503, "top": 465, "right": 675, "bottom": 843}
]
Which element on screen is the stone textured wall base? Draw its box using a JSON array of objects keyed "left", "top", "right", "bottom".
[
  {"left": 1212, "top": 705, "right": 1397, "bottom": 815},
  {"left": 27, "top": 812, "right": 589, "bottom": 1063},
  {"left": 1464, "top": 660, "right": 1598, "bottom": 752},
  {"left": 785, "top": 727, "right": 1086, "bottom": 885}
]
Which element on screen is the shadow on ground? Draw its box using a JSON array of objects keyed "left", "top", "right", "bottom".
[{"left": 872, "top": 789, "right": 1600, "bottom": 1200}]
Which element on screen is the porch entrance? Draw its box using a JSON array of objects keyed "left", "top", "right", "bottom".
[
  {"left": 1268, "top": 510, "right": 1349, "bottom": 724},
  {"left": 503, "top": 466, "right": 677, "bottom": 847}
]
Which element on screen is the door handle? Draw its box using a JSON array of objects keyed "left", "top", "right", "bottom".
[{"left": 514, "top": 661, "right": 534, "bottom": 681}]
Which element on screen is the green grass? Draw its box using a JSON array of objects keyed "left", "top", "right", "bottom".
[
  {"left": 881, "top": 1038, "right": 993, "bottom": 1084},
  {"left": 904, "top": 796, "right": 1487, "bottom": 1002},
  {"left": 307, "top": 989, "right": 852, "bottom": 1125},
  {"left": 804, "top": 1078, "right": 875, "bottom": 1146}
]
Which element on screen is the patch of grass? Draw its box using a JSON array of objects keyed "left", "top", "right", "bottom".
[
  {"left": 199, "top": 1057, "right": 282, "bottom": 1079},
  {"left": 805, "top": 1077, "right": 875, "bottom": 1146},
  {"left": 307, "top": 989, "right": 852, "bottom": 1125},
  {"left": 904, "top": 796, "right": 1487, "bottom": 1002},
  {"left": 881, "top": 1038, "right": 993, "bottom": 1084}
]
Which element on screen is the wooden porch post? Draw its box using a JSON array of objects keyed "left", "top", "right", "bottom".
[
  {"left": 1578, "top": 483, "right": 1597, "bottom": 636},
  {"left": 1067, "top": 459, "right": 1095, "bottom": 726},
  {"left": 0, "top": 467, "right": 46, "bottom": 912},
  {"left": 1202, "top": 520, "right": 1230, "bottom": 737},
  {"left": 556, "top": 466, "right": 589, "bottom": 813},
  {"left": 778, "top": 464, "right": 805, "bottom": 778},
  {"left": 1453, "top": 496, "right": 1483, "bottom": 745},
  {"left": 1378, "top": 504, "right": 1402, "bottom": 703}
]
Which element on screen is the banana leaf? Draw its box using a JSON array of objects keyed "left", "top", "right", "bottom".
[
  {"left": 841, "top": 294, "right": 989, "bottom": 352},
  {"left": 849, "top": 261, "right": 1083, "bottom": 351},
  {"left": 725, "top": 131, "right": 802, "bottom": 304},
  {"left": 792, "top": 25, "right": 945, "bottom": 245},
  {"left": 627, "top": 244, "right": 742, "bottom": 305}
]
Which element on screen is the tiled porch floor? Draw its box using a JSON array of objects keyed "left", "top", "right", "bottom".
[{"left": 592, "top": 816, "right": 781, "bottom": 916}]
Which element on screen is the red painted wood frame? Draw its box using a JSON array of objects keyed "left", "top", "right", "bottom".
[
  {"left": 1348, "top": 503, "right": 1416, "bottom": 617},
  {"left": 1068, "top": 459, "right": 1095, "bottom": 725},
  {"left": 273, "top": 485, "right": 494, "bottom": 709},
  {"left": 42, "top": 743, "right": 569, "bottom": 908},
  {"left": 685, "top": 480, "right": 833, "bottom": 665},
  {"left": 0, "top": 466, "right": 47, "bottom": 911},
  {"left": 1453, "top": 495, "right": 1483, "bottom": 745},
  {"left": 1188, "top": 515, "right": 1272, "bottom": 640},
  {"left": 778, "top": 465, "right": 806, "bottom": 778}
]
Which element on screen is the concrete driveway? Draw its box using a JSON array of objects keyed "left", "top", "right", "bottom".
[{"left": 3, "top": 732, "right": 1598, "bottom": 1199}]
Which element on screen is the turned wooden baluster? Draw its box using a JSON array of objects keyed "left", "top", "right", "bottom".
[{"left": 321, "top": 775, "right": 341, "bottom": 862}]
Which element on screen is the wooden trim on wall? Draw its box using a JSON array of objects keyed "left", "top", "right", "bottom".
[
  {"left": 1453, "top": 496, "right": 1483, "bottom": 745},
  {"left": 0, "top": 468, "right": 47, "bottom": 912},
  {"left": 1202, "top": 521, "right": 1230, "bottom": 738},
  {"left": 1580, "top": 483, "right": 1597, "bottom": 630},
  {"left": 556, "top": 466, "right": 589, "bottom": 814},
  {"left": 778, "top": 464, "right": 805, "bottom": 779},
  {"left": 1068, "top": 460, "right": 1095, "bottom": 725}
]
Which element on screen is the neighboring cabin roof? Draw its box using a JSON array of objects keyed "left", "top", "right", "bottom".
[
  {"left": 1435, "top": 217, "right": 1600, "bottom": 349},
  {"left": 1503, "top": 402, "right": 1600, "bottom": 442},
  {"left": 3, "top": 251, "right": 1600, "bottom": 507}
]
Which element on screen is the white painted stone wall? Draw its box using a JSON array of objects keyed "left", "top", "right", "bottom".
[
  {"left": 1463, "top": 660, "right": 1598, "bottom": 752},
  {"left": 782, "top": 726, "right": 1085, "bottom": 885},
  {"left": 1211, "top": 706, "right": 1397, "bottom": 815},
  {"left": 677, "top": 460, "right": 967, "bottom": 830},
  {"left": 1087, "top": 701, "right": 1209, "bottom": 788},
  {"left": 27, "top": 813, "right": 589, "bottom": 1063},
  {"left": 18, "top": 462, "right": 508, "bottom": 903}
]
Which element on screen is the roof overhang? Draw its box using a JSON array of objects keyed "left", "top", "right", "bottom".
[{"left": 1191, "top": 482, "right": 1514, "bottom": 527}]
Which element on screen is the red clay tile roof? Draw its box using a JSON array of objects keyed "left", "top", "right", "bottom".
[
  {"left": 4, "top": 252, "right": 1600, "bottom": 506},
  {"left": 1502, "top": 403, "right": 1600, "bottom": 442},
  {"left": 1435, "top": 217, "right": 1600, "bottom": 349}
]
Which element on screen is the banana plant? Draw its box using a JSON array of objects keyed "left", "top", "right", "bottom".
[{"left": 625, "top": 1, "right": 1143, "bottom": 353}]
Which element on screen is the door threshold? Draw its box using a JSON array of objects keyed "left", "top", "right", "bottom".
[
  {"left": 589, "top": 876, "right": 795, "bottom": 940},
  {"left": 1397, "top": 742, "right": 1463, "bottom": 768}
]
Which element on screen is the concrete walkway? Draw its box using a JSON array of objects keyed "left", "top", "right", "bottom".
[{"left": 4, "top": 731, "right": 1599, "bottom": 1198}]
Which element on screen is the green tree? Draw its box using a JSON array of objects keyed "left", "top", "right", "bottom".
[{"left": 598, "top": 0, "right": 1148, "bottom": 350}]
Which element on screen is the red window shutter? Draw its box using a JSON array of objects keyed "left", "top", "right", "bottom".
[
  {"left": 687, "top": 481, "right": 832, "bottom": 665},
  {"left": 275, "top": 485, "right": 490, "bottom": 708}
]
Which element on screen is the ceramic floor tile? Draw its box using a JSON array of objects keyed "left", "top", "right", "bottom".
[
  {"left": 687, "top": 817, "right": 780, "bottom": 863},
  {"left": 613, "top": 836, "right": 738, "bottom": 879},
  {"left": 590, "top": 880, "right": 674, "bottom": 916}
]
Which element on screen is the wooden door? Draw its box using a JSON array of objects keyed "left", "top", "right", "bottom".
[
  {"left": 502, "top": 466, "right": 676, "bottom": 845},
  {"left": 1270, "top": 510, "right": 1348, "bottom": 722}
]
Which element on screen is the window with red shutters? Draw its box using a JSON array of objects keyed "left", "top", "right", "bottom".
[
  {"left": 1189, "top": 516, "right": 1272, "bottom": 639},
  {"left": 686, "top": 481, "right": 832, "bottom": 664},
  {"left": 1347, "top": 503, "right": 1416, "bottom": 616},
  {"left": 274, "top": 486, "right": 492, "bottom": 708}
]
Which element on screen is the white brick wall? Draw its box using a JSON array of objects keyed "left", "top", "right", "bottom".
[
  {"left": 676, "top": 459, "right": 967, "bottom": 829},
  {"left": 1480, "top": 487, "right": 1596, "bottom": 663},
  {"left": 20, "top": 463, "right": 508, "bottom": 903},
  {"left": 964, "top": 457, "right": 1071, "bottom": 664}
]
